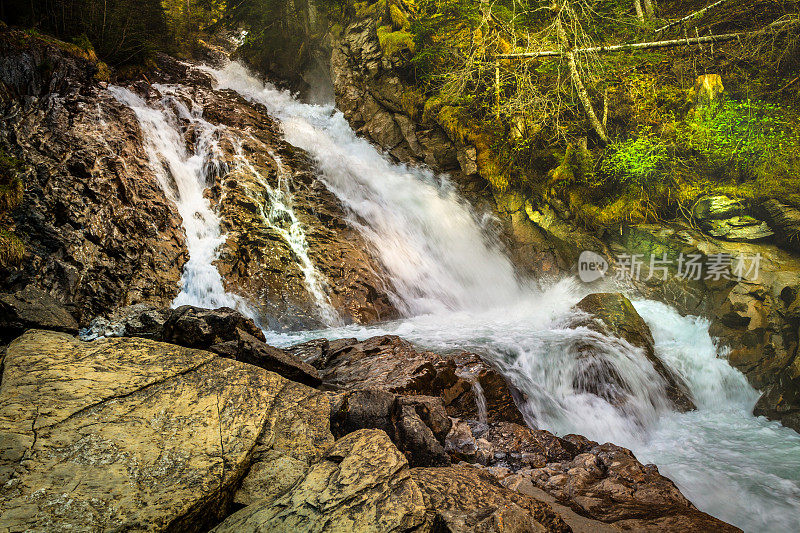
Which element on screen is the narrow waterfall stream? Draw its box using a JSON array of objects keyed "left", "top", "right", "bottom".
[
  {"left": 109, "top": 84, "right": 339, "bottom": 324},
  {"left": 198, "top": 61, "right": 800, "bottom": 533},
  {"left": 112, "top": 61, "right": 800, "bottom": 532}
]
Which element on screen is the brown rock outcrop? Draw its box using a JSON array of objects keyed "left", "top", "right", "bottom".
[
  {"left": 0, "top": 28, "right": 187, "bottom": 323},
  {"left": 305, "top": 334, "right": 525, "bottom": 423}
]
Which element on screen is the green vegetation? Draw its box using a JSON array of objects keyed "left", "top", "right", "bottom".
[
  {"left": 681, "top": 100, "right": 800, "bottom": 183},
  {"left": 340, "top": 0, "right": 799, "bottom": 230},
  {"left": 573, "top": 99, "right": 800, "bottom": 225},
  {"left": 601, "top": 138, "right": 668, "bottom": 188},
  {"left": 2, "top": 0, "right": 225, "bottom": 66},
  {"left": 0, "top": 151, "right": 25, "bottom": 268}
]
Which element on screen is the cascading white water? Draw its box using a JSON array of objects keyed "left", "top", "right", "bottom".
[
  {"left": 109, "top": 84, "right": 339, "bottom": 324},
  {"left": 109, "top": 85, "right": 252, "bottom": 315},
  {"left": 198, "top": 61, "right": 800, "bottom": 532},
  {"left": 230, "top": 141, "right": 340, "bottom": 324},
  {"left": 203, "top": 62, "right": 528, "bottom": 316}
]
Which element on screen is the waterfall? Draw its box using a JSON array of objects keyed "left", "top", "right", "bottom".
[
  {"left": 198, "top": 61, "right": 800, "bottom": 532},
  {"left": 109, "top": 84, "right": 339, "bottom": 325},
  {"left": 231, "top": 141, "right": 341, "bottom": 325},
  {"left": 203, "top": 62, "right": 528, "bottom": 317},
  {"left": 108, "top": 85, "right": 253, "bottom": 315},
  {"left": 458, "top": 371, "right": 489, "bottom": 424}
]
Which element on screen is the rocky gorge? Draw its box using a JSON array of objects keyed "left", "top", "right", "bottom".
[{"left": 1, "top": 10, "right": 800, "bottom": 533}]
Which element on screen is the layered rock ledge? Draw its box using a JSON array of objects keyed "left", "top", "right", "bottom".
[{"left": 0, "top": 312, "right": 739, "bottom": 532}]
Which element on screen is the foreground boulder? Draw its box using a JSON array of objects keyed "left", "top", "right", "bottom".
[
  {"left": 213, "top": 429, "right": 428, "bottom": 532},
  {"left": 573, "top": 293, "right": 695, "bottom": 412},
  {"left": 83, "top": 304, "right": 321, "bottom": 386},
  {"left": 412, "top": 465, "right": 572, "bottom": 532},
  {"left": 0, "top": 330, "right": 739, "bottom": 533},
  {"left": 443, "top": 419, "right": 739, "bottom": 531},
  {"left": 0, "top": 330, "right": 328, "bottom": 532},
  {"left": 330, "top": 389, "right": 452, "bottom": 467}
]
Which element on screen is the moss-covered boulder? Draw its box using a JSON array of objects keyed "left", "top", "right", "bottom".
[{"left": 574, "top": 293, "right": 696, "bottom": 412}]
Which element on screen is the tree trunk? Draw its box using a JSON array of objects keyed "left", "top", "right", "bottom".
[
  {"left": 556, "top": 18, "right": 610, "bottom": 144},
  {"left": 642, "top": 0, "right": 655, "bottom": 19},
  {"left": 634, "top": 0, "right": 645, "bottom": 21},
  {"left": 497, "top": 31, "right": 754, "bottom": 58}
]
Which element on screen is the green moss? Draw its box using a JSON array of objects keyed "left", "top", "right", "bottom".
[
  {"left": 0, "top": 150, "right": 25, "bottom": 269},
  {"left": 0, "top": 230, "right": 24, "bottom": 268},
  {"left": 354, "top": 0, "right": 388, "bottom": 20},
  {"left": 389, "top": 4, "right": 410, "bottom": 30},
  {"left": 377, "top": 25, "right": 415, "bottom": 57}
]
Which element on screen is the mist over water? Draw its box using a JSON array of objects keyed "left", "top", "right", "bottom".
[{"left": 151, "top": 61, "right": 800, "bottom": 532}]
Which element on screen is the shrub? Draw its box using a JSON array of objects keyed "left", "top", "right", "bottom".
[
  {"left": 680, "top": 100, "right": 799, "bottom": 182},
  {"left": 600, "top": 137, "right": 668, "bottom": 187}
]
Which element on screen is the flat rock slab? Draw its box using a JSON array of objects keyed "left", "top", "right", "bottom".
[
  {"left": 213, "top": 429, "right": 427, "bottom": 533},
  {"left": 0, "top": 330, "right": 310, "bottom": 532}
]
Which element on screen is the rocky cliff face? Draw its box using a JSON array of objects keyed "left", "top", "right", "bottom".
[
  {"left": 328, "top": 7, "right": 800, "bottom": 433},
  {"left": 0, "top": 27, "right": 397, "bottom": 329},
  {"left": 330, "top": 15, "right": 605, "bottom": 278},
  {"left": 0, "top": 30, "right": 187, "bottom": 323}
]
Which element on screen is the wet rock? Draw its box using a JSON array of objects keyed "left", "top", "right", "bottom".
[
  {"left": 703, "top": 217, "right": 774, "bottom": 242},
  {"left": 0, "top": 286, "right": 78, "bottom": 342},
  {"left": 0, "top": 330, "right": 328, "bottom": 532},
  {"left": 692, "top": 195, "right": 744, "bottom": 221},
  {"left": 445, "top": 419, "right": 579, "bottom": 469},
  {"left": 526, "top": 442, "right": 740, "bottom": 531},
  {"left": 317, "top": 335, "right": 525, "bottom": 424},
  {"left": 225, "top": 330, "right": 321, "bottom": 387},
  {"left": 79, "top": 303, "right": 168, "bottom": 340},
  {"left": 442, "top": 418, "right": 739, "bottom": 531},
  {"left": 411, "top": 465, "right": 572, "bottom": 532},
  {"left": 212, "top": 429, "right": 427, "bottom": 533},
  {"left": 162, "top": 305, "right": 266, "bottom": 347},
  {"left": 574, "top": 293, "right": 695, "bottom": 412},
  {"left": 285, "top": 337, "right": 330, "bottom": 367},
  {"left": 395, "top": 399, "right": 451, "bottom": 467},
  {"left": 160, "top": 305, "right": 320, "bottom": 386},
  {"left": 330, "top": 388, "right": 451, "bottom": 467},
  {"left": 186, "top": 84, "right": 398, "bottom": 327},
  {"left": 0, "top": 29, "right": 187, "bottom": 323},
  {"left": 754, "top": 377, "right": 800, "bottom": 432}
]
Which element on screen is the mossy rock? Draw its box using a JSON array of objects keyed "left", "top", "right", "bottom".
[
  {"left": 389, "top": 3, "right": 410, "bottom": 30},
  {"left": 377, "top": 25, "right": 415, "bottom": 57},
  {"left": 0, "top": 229, "right": 24, "bottom": 268}
]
